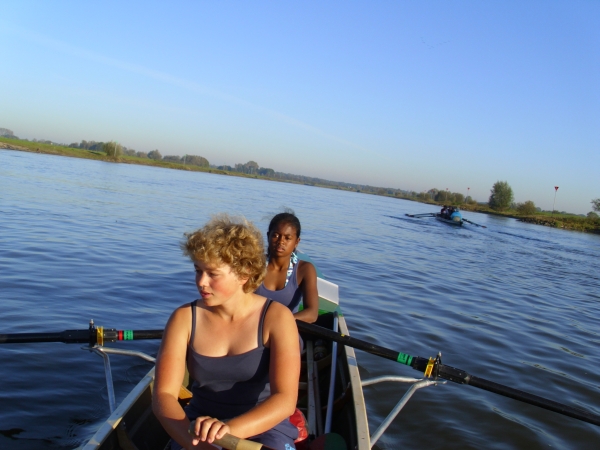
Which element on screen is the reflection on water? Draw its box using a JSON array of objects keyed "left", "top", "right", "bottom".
[{"left": 1, "top": 150, "right": 600, "bottom": 449}]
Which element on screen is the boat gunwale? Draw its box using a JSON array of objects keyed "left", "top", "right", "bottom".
[{"left": 82, "top": 368, "right": 156, "bottom": 449}]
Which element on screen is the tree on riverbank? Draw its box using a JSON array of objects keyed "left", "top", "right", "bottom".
[
  {"left": 103, "top": 141, "right": 123, "bottom": 160},
  {"left": 70, "top": 140, "right": 105, "bottom": 151},
  {"left": 0, "top": 128, "right": 18, "bottom": 139},
  {"left": 148, "top": 149, "right": 162, "bottom": 160},
  {"left": 183, "top": 155, "right": 209, "bottom": 167},
  {"left": 592, "top": 198, "right": 600, "bottom": 212},
  {"left": 489, "top": 181, "right": 514, "bottom": 211}
]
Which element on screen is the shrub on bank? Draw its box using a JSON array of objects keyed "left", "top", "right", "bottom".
[
  {"left": 516, "top": 200, "right": 537, "bottom": 215},
  {"left": 103, "top": 141, "right": 123, "bottom": 161}
]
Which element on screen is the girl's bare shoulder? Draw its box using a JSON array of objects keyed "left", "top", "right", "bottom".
[
  {"left": 264, "top": 299, "right": 295, "bottom": 327},
  {"left": 298, "top": 259, "right": 317, "bottom": 279},
  {"left": 166, "top": 302, "right": 195, "bottom": 328}
]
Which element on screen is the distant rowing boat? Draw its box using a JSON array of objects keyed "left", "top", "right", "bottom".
[{"left": 405, "top": 212, "right": 487, "bottom": 228}]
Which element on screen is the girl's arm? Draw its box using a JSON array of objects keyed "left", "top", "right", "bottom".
[
  {"left": 152, "top": 306, "right": 227, "bottom": 449},
  {"left": 295, "top": 260, "right": 319, "bottom": 323},
  {"left": 225, "top": 302, "right": 300, "bottom": 438}
]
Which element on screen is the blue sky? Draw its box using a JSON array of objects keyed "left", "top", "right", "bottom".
[{"left": 1, "top": 1, "right": 598, "bottom": 214}]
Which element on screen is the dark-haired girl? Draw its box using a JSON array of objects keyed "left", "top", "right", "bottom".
[{"left": 255, "top": 212, "right": 319, "bottom": 323}]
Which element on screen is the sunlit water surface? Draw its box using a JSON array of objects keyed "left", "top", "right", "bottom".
[{"left": 1, "top": 150, "right": 599, "bottom": 449}]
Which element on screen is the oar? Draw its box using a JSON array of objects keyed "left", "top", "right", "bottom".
[
  {"left": 463, "top": 218, "right": 487, "bottom": 228},
  {"left": 405, "top": 213, "right": 436, "bottom": 218},
  {"left": 296, "top": 320, "right": 600, "bottom": 427},
  {"left": 8, "top": 323, "right": 599, "bottom": 427},
  {"left": 0, "top": 324, "right": 163, "bottom": 345}
]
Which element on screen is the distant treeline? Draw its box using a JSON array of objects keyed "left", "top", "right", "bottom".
[
  {"left": 2, "top": 129, "right": 432, "bottom": 198},
  {"left": 216, "top": 160, "right": 424, "bottom": 198},
  {"left": 70, "top": 141, "right": 210, "bottom": 167}
]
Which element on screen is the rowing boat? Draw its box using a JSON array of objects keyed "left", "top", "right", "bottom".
[
  {"left": 5, "top": 268, "right": 590, "bottom": 447},
  {"left": 435, "top": 213, "right": 463, "bottom": 226},
  {"left": 0, "top": 254, "right": 453, "bottom": 449},
  {"left": 79, "top": 256, "right": 443, "bottom": 450},
  {"left": 83, "top": 272, "right": 374, "bottom": 450}
]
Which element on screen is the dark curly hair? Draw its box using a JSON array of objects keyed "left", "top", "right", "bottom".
[{"left": 267, "top": 212, "right": 301, "bottom": 238}]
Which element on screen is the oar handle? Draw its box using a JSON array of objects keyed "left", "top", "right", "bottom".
[
  {"left": 214, "top": 434, "right": 268, "bottom": 450},
  {"left": 188, "top": 423, "right": 270, "bottom": 450}
]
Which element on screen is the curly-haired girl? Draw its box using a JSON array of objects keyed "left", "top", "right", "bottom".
[{"left": 153, "top": 214, "right": 300, "bottom": 450}]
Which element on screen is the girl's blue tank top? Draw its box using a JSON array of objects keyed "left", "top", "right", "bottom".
[
  {"left": 184, "top": 299, "right": 297, "bottom": 439},
  {"left": 255, "top": 261, "right": 303, "bottom": 313}
]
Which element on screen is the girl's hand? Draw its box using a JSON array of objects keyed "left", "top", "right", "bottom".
[{"left": 188, "top": 416, "right": 230, "bottom": 447}]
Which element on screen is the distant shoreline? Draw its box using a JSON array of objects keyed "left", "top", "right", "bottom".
[{"left": 2, "top": 137, "right": 598, "bottom": 235}]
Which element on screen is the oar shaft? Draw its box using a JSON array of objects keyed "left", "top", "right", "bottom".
[
  {"left": 0, "top": 330, "right": 90, "bottom": 344},
  {"left": 0, "top": 328, "right": 163, "bottom": 345},
  {"left": 467, "top": 375, "right": 600, "bottom": 426},
  {"left": 297, "top": 321, "right": 405, "bottom": 363},
  {"left": 463, "top": 219, "right": 487, "bottom": 228},
  {"left": 297, "top": 321, "right": 600, "bottom": 427},
  {"left": 410, "top": 358, "right": 600, "bottom": 425}
]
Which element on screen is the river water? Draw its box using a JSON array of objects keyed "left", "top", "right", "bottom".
[{"left": 1, "top": 149, "right": 599, "bottom": 450}]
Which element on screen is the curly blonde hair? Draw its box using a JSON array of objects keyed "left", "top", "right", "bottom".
[{"left": 182, "top": 214, "right": 266, "bottom": 293}]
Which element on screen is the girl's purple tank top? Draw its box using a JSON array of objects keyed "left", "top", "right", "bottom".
[
  {"left": 184, "top": 299, "right": 297, "bottom": 439},
  {"left": 255, "top": 261, "right": 302, "bottom": 313}
]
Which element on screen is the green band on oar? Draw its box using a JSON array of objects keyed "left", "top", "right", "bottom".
[
  {"left": 296, "top": 320, "right": 600, "bottom": 427},
  {"left": 396, "top": 352, "right": 413, "bottom": 365}
]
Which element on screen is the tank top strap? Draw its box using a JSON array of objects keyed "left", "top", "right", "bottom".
[
  {"left": 190, "top": 300, "right": 198, "bottom": 345},
  {"left": 285, "top": 252, "right": 299, "bottom": 287},
  {"left": 257, "top": 299, "right": 272, "bottom": 348}
]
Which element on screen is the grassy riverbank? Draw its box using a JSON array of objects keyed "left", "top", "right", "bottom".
[
  {"left": 3, "top": 136, "right": 599, "bottom": 234},
  {"left": 0, "top": 137, "right": 231, "bottom": 175}
]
